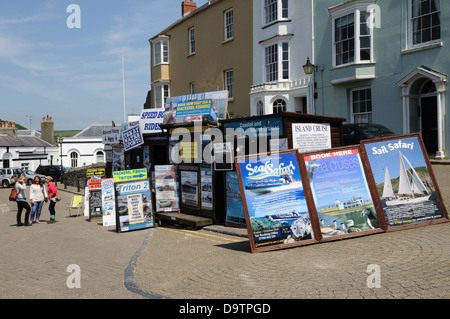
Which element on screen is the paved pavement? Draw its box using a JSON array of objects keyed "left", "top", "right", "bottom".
[{"left": 0, "top": 163, "right": 449, "bottom": 300}]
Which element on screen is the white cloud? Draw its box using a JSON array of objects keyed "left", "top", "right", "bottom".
[
  {"left": 0, "top": 36, "right": 30, "bottom": 58},
  {"left": 0, "top": 75, "right": 65, "bottom": 101}
]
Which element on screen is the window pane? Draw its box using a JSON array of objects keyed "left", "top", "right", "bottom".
[
  {"left": 352, "top": 88, "right": 372, "bottom": 123},
  {"left": 411, "top": 0, "right": 440, "bottom": 45},
  {"left": 282, "top": 0, "right": 288, "bottom": 18}
]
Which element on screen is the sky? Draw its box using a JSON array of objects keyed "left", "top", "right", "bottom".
[{"left": 0, "top": 0, "right": 208, "bottom": 131}]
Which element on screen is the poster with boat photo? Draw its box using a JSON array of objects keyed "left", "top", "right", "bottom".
[
  {"left": 154, "top": 165, "right": 178, "bottom": 212},
  {"left": 362, "top": 134, "right": 448, "bottom": 228},
  {"left": 236, "top": 150, "right": 317, "bottom": 253},
  {"left": 115, "top": 179, "right": 154, "bottom": 233},
  {"left": 302, "top": 147, "right": 384, "bottom": 240}
]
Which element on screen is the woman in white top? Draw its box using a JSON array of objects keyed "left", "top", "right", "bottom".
[
  {"left": 29, "top": 176, "right": 48, "bottom": 224},
  {"left": 15, "top": 175, "right": 31, "bottom": 226}
]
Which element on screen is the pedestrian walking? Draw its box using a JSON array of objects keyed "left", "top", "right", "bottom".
[
  {"left": 45, "top": 176, "right": 58, "bottom": 224},
  {"left": 29, "top": 176, "right": 47, "bottom": 224},
  {"left": 15, "top": 175, "right": 32, "bottom": 227}
]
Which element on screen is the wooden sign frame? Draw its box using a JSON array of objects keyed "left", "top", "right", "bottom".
[
  {"left": 298, "top": 146, "right": 387, "bottom": 244},
  {"left": 235, "top": 149, "right": 319, "bottom": 253},
  {"left": 360, "top": 133, "right": 449, "bottom": 231}
]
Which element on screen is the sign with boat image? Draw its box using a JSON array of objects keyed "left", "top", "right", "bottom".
[
  {"left": 362, "top": 134, "right": 447, "bottom": 228},
  {"left": 302, "top": 147, "right": 384, "bottom": 240},
  {"left": 236, "top": 150, "right": 317, "bottom": 253}
]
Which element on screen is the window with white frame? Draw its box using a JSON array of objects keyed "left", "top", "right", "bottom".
[
  {"left": 190, "top": 82, "right": 196, "bottom": 94},
  {"left": 331, "top": 3, "right": 374, "bottom": 67},
  {"left": 411, "top": 0, "right": 440, "bottom": 45},
  {"left": 265, "top": 41, "right": 289, "bottom": 82},
  {"left": 70, "top": 152, "right": 78, "bottom": 168},
  {"left": 225, "top": 69, "right": 234, "bottom": 99},
  {"left": 256, "top": 101, "right": 264, "bottom": 116},
  {"left": 153, "top": 39, "right": 169, "bottom": 66},
  {"left": 154, "top": 84, "right": 170, "bottom": 108},
  {"left": 224, "top": 9, "right": 234, "bottom": 41},
  {"left": 189, "top": 27, "right": 195, "bottom": 54},
  {"left": 273, "top": 99, "right": 287, "bottom": 114},
  {"left": 264, "top": 0, "right": 288, "bottom": 25},
  {"left": 351, "top": 87, "right": 372, "bottom": 123},
  {"left": 96, "top": 151, "right": 105, "bottom": 163}
]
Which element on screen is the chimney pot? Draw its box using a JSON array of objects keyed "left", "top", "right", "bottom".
[{"left": 182, "top": 0, "right": 197, "bottom": 16}]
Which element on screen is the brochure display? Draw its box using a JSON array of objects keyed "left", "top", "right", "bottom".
[
  {"left": 154, "top": 165, "right": 178, "bottom": 212},
  {"left": 115, "top": 179, "right": 154, "bottom": 233},
  {"left": 361, "top": 134, "right": 448, "bottom": 229},
  {"left": 87, "top": 178, "right": 103, "bottom": 222},
  {"left": 236, "top": 150, "right": 317, "bottom": 253},
  {"left": 225, "top": 171, "right": 245, "bottom": 226},
  {"left": 301, "top": 147, "right": 385, "bottom": 240},
  {"left": 180, "top": 170, "right": 198, "bottom": 206},
  {"left": 101, "top": 178, "right": 116, "bottom": 227},
  {"left": 200, "top": 168, "right": 213, "bottom": 209}
]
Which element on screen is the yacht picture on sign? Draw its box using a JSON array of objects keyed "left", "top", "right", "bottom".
[{"left": 362, "top": 134, "right": 447, "bottom": 228}]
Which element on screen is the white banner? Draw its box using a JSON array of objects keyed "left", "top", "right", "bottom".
[{"left": 140, "top": 108, "right": 165, "bottom": 134}]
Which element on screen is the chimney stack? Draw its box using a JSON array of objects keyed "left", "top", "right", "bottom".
[
  {"left": 182, "top": 0, "right": 197, "bottom": 16},
  {"left": 0, "top": 122, "right": 18, "bottom": 140},
  {"left": 41, "top": 115, "right": 55, "bottom": 145}
]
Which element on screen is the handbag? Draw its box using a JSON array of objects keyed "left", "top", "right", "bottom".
[{"left": 9, "top": 188, "right": 18, "bottom": 201}]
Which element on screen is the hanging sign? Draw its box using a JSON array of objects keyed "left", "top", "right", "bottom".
[
  {"left": 140, "top": 108, "right": 165, "bottom": 134},
  {"left": 122, "top": 124, "right": 144, "bottom": 151}
]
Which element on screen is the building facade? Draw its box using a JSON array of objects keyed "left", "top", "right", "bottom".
[
  {"left": 250, "top": 0, "right": 314, "bottom": 116},
  {"left": 60, "top": 124, "right": 111, "bottom": 168},
  {"left": 0, "top": 122, "right": 58, "bottom": 171},
  {"left": 149, "top": 0, "right": 253, "bottom": 119},
  {"left": 314, "top": 0, "right": 449, "bottom": 158}
]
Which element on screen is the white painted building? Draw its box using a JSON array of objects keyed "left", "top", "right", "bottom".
[
  {"left": 0, "top": 123, "right": 59, "bottom": 171},
  {"left": 60, "top": 124, "right": 113, "bottom": 168},
  {"left": 250, "top": 0, "right": 315, "bottom": 116}
]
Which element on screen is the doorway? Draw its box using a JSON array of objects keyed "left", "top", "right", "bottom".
[
  {"left": 420, "top": 80, "right": 438, "bottom": 155},
  {"left": 421, "top": 96, "right": 438, "bottom": 154}
]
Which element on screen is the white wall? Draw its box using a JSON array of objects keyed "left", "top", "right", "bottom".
[
  {"left": 251, "top": 0, "right": 314, "bottom": 115},
  {"left": 61, "top": 138, "right": 106, "bottom": 168}
]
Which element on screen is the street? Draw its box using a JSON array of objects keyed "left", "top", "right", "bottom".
[{"left": 0, "top": 163, "right": 449, "bottom": 299}]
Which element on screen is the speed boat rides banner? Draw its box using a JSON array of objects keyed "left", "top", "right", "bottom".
[
  {"left": 237, "top": 151, "right": 316, "bottom": 253},
  {"left": 115, "top": 179, "right": 154, "bottom": 233},
  {"left": 303, "top": 148, "right": 383, "bottom": 239},
  {"left": 362, "top": 134, "right": 447, "bottom": 227}
]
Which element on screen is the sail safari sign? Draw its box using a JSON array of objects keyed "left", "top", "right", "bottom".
[{"left": 362, "top": 134, "right": 448, "bottom": 229}]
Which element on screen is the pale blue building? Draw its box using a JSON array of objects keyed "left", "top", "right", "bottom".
[{"left": 312, "top": 0, "right": 449, "bottom": 158}]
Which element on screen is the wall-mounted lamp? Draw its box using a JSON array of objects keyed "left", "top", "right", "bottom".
[{"left": 303, "top": 57, "right": 315, "bottom": 75}]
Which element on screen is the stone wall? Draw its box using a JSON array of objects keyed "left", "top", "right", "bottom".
[{"left": 62, "top": 163, "right": 108, "bottom": 188}]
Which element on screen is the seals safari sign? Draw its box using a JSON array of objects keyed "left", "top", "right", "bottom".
[{"left": 236, "top": 150, "right": 317, "bottom": 253}]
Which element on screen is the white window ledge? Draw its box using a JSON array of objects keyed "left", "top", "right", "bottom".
[{"left": 401, "top": 41, "right": 443, "bottom": 55}]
